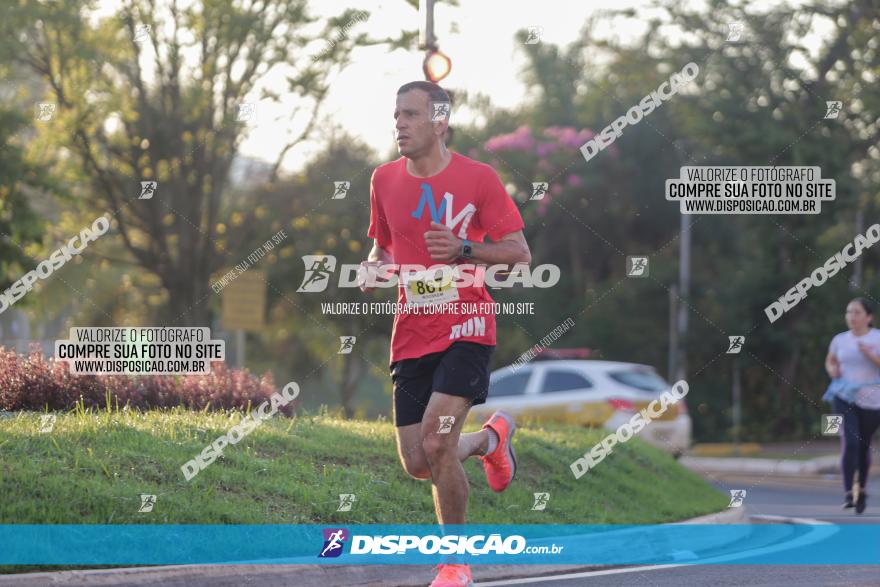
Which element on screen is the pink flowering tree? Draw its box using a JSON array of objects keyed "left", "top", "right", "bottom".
[
  {"left": 466, "top": 124, "right": 619, "bottom": 292},
  {"left": 474, "top": 125, "right": 611, "bottom": 216}
]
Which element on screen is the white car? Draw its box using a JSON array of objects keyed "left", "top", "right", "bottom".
[{"left": 469, "top": 359, "right": 692, "bottom": 456}]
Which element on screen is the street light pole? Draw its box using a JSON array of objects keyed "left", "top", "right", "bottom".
[
  {"left": 852, "top": 208, "right": 864, "bottom": 290},
  {"left": 419, "top": 0, "right": 451, "bottom": 83},
  {"left": 668, "top": 284, "right": 678, "bottom": 381},
  {"left": 676, "top": 213, "right": 691, "bottom": 382},
  {"left": 420, "top": 0, "right": 436, "bottom": 50},
  {"left": 732, "top": 355, "right": 742, "bottom": 454}
]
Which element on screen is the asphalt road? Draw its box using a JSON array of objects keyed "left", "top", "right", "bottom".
[
  {"left": 708, "top": 471, "right": 880, "bottom": 524},
  {"left": 4, "top": 473, "right": 877, "bottom": 587},
  {"left": 474, "top": 472, "right": 880, "bottom": 587},
  {"left": 476, "top": 564, "right": 880, "bottom": 587}
]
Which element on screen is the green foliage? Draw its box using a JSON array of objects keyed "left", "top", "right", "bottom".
[
  {"left": 234, "top": 135, "right": 392, "bottom": 416},
  {"left": 0, "top": 409, "right": 727, "bottom": 524},
  {"left": 0, "top": 109, "right": 46, "bottom": 293},
  {"left": 1, "top": 0, "right": 877, "bottom": 442},
  {"left": 452, "top": 1, "right": 880, "bottom": 440},
  {"left": 0, "top": 0, "right": 415, "bottom": 325}
]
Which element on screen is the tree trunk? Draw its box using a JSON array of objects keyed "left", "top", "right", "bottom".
[
  {"left": 569, "top": 231, "right": 583, "bottom": 293},
  {"left": 339, "top": 353, "right": 363, "bottom": 419},
  {"left": 161, "top": 269, "right": 212, "bottom": 326},
  {"left": 775, "top": 329, "right": 800, "bottom": 438}
]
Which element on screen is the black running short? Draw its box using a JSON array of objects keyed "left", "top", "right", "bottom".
[{"left": 390, "top": 341, "right": 495, "bottom": 427}]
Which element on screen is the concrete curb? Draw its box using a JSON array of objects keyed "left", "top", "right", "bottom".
[
  {"left": 0, "top": 508, "right": 748, "bottom": 587},
  {"left": 750, "top": 514, "right": 832, "bottom": 525},
  {"left": 672, "top": 504, "right": 747, "bottom": 524},
  {"left": 680, "top": 455, "right": 839, "bottom": 476}
]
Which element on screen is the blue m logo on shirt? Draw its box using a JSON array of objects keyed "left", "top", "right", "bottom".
[
  {"left": 410, "top": 183, "right": 476, "bottom": 238},
  {"left": 411, "top": 183, "right": 447, "bottom": 223}
]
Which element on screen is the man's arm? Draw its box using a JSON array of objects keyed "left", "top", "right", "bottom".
[
  {"left": 367, "top": 240, "right": 393, "bottom": 264},
  {"left": 424, "top": 222, "right": 531, "bottom": 266},
  {"left": 359, "top": 240, "right": 393, "bottom": 293}
]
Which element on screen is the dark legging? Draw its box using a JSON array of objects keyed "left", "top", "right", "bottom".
[{"left": 833, "top": 396, "right": 880, "bottom": 491}]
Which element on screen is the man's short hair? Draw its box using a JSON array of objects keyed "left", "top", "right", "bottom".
[
  {"left": 397, "top": 81, "right": 452, "bottom": 142},
  {"left": 396, "top": 81, "right": 451, "bottom": 106}
]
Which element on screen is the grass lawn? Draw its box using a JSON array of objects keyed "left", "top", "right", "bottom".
[{"left": 0, "top": 407, "right": 728, "bottom": 525}]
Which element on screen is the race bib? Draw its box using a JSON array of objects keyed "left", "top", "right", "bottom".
[{"left": 403, "top": 268, "right": 460, "bottom": 306}]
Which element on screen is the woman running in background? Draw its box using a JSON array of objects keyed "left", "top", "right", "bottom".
[{"left": 824, "top": 298, "right": 880, "bottom": 514}]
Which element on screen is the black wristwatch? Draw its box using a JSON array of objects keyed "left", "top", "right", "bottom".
[{"left": 460, "top": 239, "right": 473, "bottom": 260}]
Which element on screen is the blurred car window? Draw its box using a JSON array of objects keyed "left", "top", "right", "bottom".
[
  {"left": 609, "top": 369, "right": 668, "bottom": 392},
  {"left": 542, "top": 370, "right": 593, "bottom": 393},
  {"left": 489, "top": 370, "right": 531, "bottom": 397}
]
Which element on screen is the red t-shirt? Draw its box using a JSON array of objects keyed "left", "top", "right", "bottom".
[{"left": 368, "top": 151, "right": 525, "bottom": 363}]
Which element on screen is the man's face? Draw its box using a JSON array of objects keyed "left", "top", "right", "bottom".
[{"left": 394, "top": 90, "right": 445, "bottom": 158}]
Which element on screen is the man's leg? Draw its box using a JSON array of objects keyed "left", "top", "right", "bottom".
[
  {"left": 392, "top": 357, "right": 437, "bottom": 480},
  {"left": 395, "top": 419, "right": 491, "bottom": 480},
  {"left": 396, "top": 422, "right": 431, "bottom": 479},
  {"left": 420, "top": 392, "right": 476, "bottom": 525},
  {"left": 392, "top": 358, "right": 491, "bottom": 483},
  {"left": 457, "top": 429, "right": 491, "bottom": 461}
]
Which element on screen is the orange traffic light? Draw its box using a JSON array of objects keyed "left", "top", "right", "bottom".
[{"left": 423, "top": 49, "right": 452, "bottom": 83}]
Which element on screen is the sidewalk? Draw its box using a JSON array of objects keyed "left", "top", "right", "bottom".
[
  {"left": 688, "top": 441, "right": 840, "bottom": 459},
  {"left": 0, "top": 510, "right": 747, "bottom": 587},
  {"left": 681, "top": 454, "right": 839, "bottom": 477},
  {"left": 683, "top": 441, "right": 842, "bottom": 477}
]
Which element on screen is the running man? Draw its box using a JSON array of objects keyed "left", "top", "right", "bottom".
[{"left": 361, "top": 81, "right": 531, "bottom": 587}]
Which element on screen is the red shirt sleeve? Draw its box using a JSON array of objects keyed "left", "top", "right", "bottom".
[
  {"left": 367, "top": 169, "right": 392, "bottom": 248},
  {"left": 477, "top": 166, "right": 525, "bottom": 241}
]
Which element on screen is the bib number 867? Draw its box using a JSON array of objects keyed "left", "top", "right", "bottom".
[{"left": 415, "top": 280, "right": 438, "bottom": 295}]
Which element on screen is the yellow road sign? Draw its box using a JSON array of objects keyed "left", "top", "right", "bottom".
[{"left": 219, "top": 270, "right": 266, "bottom": 332}]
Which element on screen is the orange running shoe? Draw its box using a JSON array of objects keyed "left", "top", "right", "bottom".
[
  {"left": 480, "top": 410, "right": 517, "bottom": 492},
  {"left": 429, "top": 563, "right": 473, "bottom": 587}
]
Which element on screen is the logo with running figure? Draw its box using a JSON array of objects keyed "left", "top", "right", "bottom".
[
  {"left": 524, "top": 26, "right": 543, "bottom": 45},
  {"left": 727, "top": 336, "right": 745, "bottom": 354},
  {"left": 236, "top": 103, "right": 256, "bottom": 123},
  {"left": 437, "top": 416, "right": 455, "bottom": 434},
  {"left": 297, "top": 255, "right": 338, "bottom": 292},
  {"left": 332, "top": 181, "right": 350, "bottom": 199},
  {"left": 532, "top": 492, "right": 550, "bottom": 510},
  {"left": 139, "top": 181, "right": 157, "bottom": 200},
  {"left": 138, "top": 494, "right": 156, "bottom": 513},
  {"left": 530, "top": 182, "right": 548, "bottom": 201},
  {"left": 337, "top": 494, "right": 356, "bottom": 511},
  {"left": 134, "top": 24, "right": 151, "bottom": 43},
  {"left": 728, "top": 489, "right": 746, "bottom": 508},
  {"left": 824, "top": 101, "right": 843, "bottom": 119},
  {"left": 338, "top": 336, "right": 356, "bottom": 354},
  {"left": 39, "top": 414, "right": 56, "bottom": 433},
  {"left": 319, "top": 528, "right": 349, "bottom": 558},
  {"left": 430, "top": 102, "right": 450, "bottom": 122},
  {"left": 822, "top": 414, "right": 843, "bottom": 435},
  {"left": 35, "top": 102, "right": 56, "bottom": 122},
  {"left": 726, "top": 22, "right": 745, "bottom": 42},
  {"left": 626, "top": 256, "right": 649, "bottom": 277}
]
